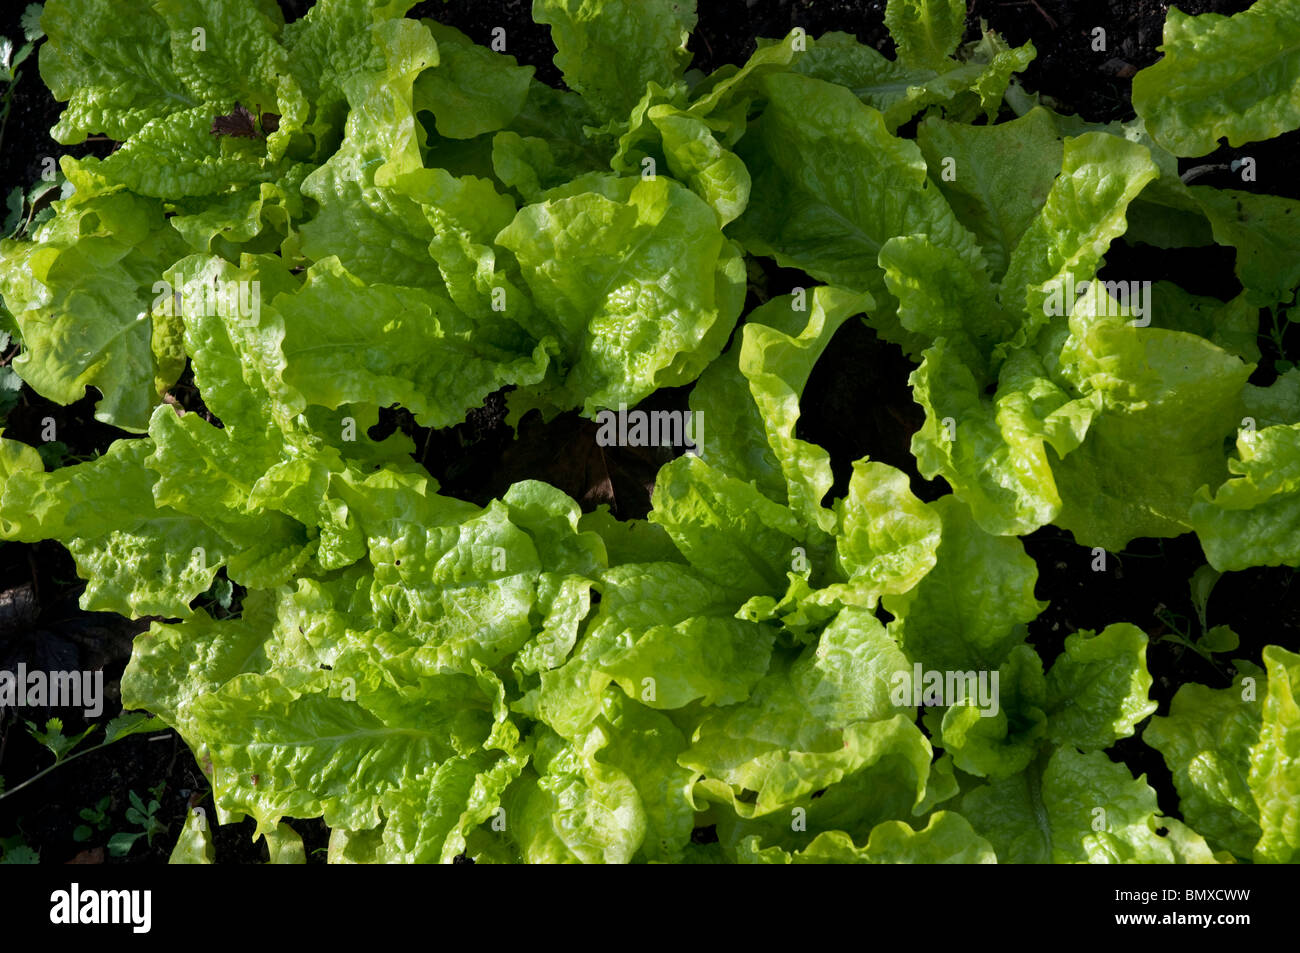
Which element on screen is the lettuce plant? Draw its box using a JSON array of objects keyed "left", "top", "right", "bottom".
[{"left": 0, "top": 0, "right": 1297, "bottom": 864}]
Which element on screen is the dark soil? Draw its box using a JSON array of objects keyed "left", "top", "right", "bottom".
[{"left": 1, "top": 0, "right": 1297, "bottom": 863}]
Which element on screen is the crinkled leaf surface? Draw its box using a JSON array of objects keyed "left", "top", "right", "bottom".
[
  {"left": 1133, "top": 1, "right": 1300, "bottom": 157},
  {"left": 532, "top": 0, "right": 696, "bottom": 122}
]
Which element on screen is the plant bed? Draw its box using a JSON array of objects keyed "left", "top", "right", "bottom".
[{"left": 0, "top": 0, "right": 1297, "bottom": 867}]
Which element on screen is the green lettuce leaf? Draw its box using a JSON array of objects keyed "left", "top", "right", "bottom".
[
  {"left": 1132, "top": 0, "right": 1300, "bottom": 157},
  {"left": 784, "top": 29, "right": 1033, "bottom": 132},
  {"left": 45, "top": 0, "right": 308, "bottom": 197},
  {"left": 915, "top": 107, "right": 1064, "bottom": 279},
  {"left": 263, "top": 823, "right": 306, "bottom": 864},
  {"left": 282, "top": 0, "right": 419, "bottom": 144},
  {"left": 1243, "top": 368, "right": 1300, "bottom": 431},
  {"left": 1045, "top": 624, "right": 1158, "bottom": 751},
  {"left": 189, "top": 668, "right": 499, "bottom": 838},
  {"left": 1144, "top": 666, "right": 1264, "bottom": 859},
  {"left": 1146, "top": 283, "right": 1260, "bottom": 366},
  {"left": 688, "top": 288, "right": 871, "bottom": 512},
  {"left": 909, "top": 341, "right": 1096, "bottom": 537},
  {"left": 414, "top": 21, "right": 534, "bottom": 139},
  {"left": 39, "top": 0, "right": 196, "bottom": 143},
  {"left": 270, "top": 257, "right": 552, "bottom": 429},
  {"left": 1048, "top": 284, "right": 1252, "bottom": 550},
  {"left": 681, "top": 611, "right": 916, "bottom": 818},
  {"left": 702, "top": 717, "right": 953, "bottom": 858},
  {"left": 962, "top": 747, "right": 1195, "bottom": 863},
  {"left": 1191, "top": 423, "right": 1300, "bottom": 571},
  {"left": 497, "top": 175, "right": 744, "bottom": 414},
  {"left": 532, "top": 0, "right": 696, "bottom": 122},
  {"left": 1192, "top": 187, "right": 1300, "bottom": 309},
  {"left": 883, "top": 495, "right": 1045, "bottom": 672},
  {"left": 576, "top": 508, "right": 684, "bottom": 566},
  {"left": 298, "top": 18, "right": 444, "bottom": 287},
  {"left": 732, "top": 287, "right": 873, "bottom": 529},
  {"left": 937, "top": 645, "right": 1047, "bottom": 779},
  {"left": 590, "top": 692, "right": 696, "bottom": 863},
  {"left": 649, "top": 454, "right": 805, "bottom": 596},
  {"left": 575, "top": 559, "right": 775, "bottom": 711},
  {"left": 169, "top": 809, "right": 216, "bottom": 864},
  {"left": 508, "top": 726, "right": 644, "bottom": 863},
  {"left": 1145, "top": 646, "right": 1300, "bottom": 864},
  {"left": 0, "top": 438, "right": 230, "bottom": 617},
  {"left": 737, "top": 811, "right": 996, "bottom": 864},
  {"left": 731, "top": 71, "right": 982, "bottom": 353},
  {"left": 167, "top": 165, "right": 310, "bottom": 260},
  {"left": 879, "top": 234, "right": 1014, "bottom": 376},
  {"left": 884, "top": 0, "right": 965, "bottom": 71},
  {"left": 828, "top": 460, "right": 943, "bottom": 608},
  {"left": 1250, "top": 645, "right": 1300, "bottom": 863},
  {"left": 648, "top": 105, "right": 751, "bottom": 226},
  {"left": 0, "top": 188, "right": 190, "bottom": 431},
  {"left": 998, "top": 132, "right": 1159, "bottom": 352}
]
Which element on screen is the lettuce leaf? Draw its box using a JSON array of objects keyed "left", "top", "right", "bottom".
[
  {"left": 1146, "top": 648, "right": 1299, "bottom": 863},
  {"left": 885, "top": 0, "right": 965, "bottom": 71},
  {"left": 1192, "top": 423, "right": 1300, "bottom": 571},
  {"left": 532, "top": 0, "right": 697, "bottom": 122},
  {"left": 1045, "top": 624, "right": 1158, "bottom": 751},
  {"left": 883, "top": 495, "right": 1044, "bottom": 672},
  {"left": 498, "top": 175, "right": 744, "bottom": 415},
  {"left": 731, "top": 71, "right": 982, "bottom": 353},
  {"left": 916, "top": 108, "right": 1063, "bottom": 280},
  {"left": 962, "top": 747, "right": 1209, "bottom": 863},
  {"left": 738, "top": 811, "right": 995, "bottom": 864},
  {"left": 0, "top": 189, "right": 190, "bottom": 430},
  {"left": 1133, "top": 0, "right": 1300, "bottom": 157}
]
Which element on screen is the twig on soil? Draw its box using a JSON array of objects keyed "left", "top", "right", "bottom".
[
  {"left": 26, "top": 548, "right": 39, "bottom": 609},
  {"left": 1180, "top": 163, "right": 1230, "bottom": 184},
  {"left": 696, "top": 29, "right": 713, "bottom": 63},
  {"left": 164, "top": 732, "right": 179, "bottom": 781},
  {"left": 999, "top": 0, "right": 1058, "bottom": 30}
]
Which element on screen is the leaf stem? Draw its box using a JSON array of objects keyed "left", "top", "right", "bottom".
[{"left": 0, "top": 731, "right": 168, "bottom": 802}]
